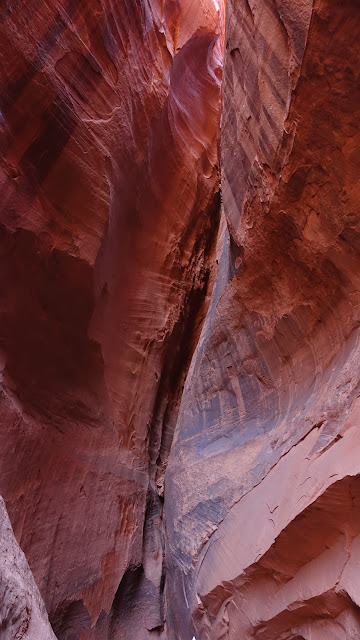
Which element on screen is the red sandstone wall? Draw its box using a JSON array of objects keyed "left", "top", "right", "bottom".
[
  {"left": 2, "top": 1, "right": 360, "bottom": 639},
  {"left": 165, "top": 0, "right": 360, "bottom": 638},
  {"left": 0, "top": 2, "right": 222, "bottom": 638}
]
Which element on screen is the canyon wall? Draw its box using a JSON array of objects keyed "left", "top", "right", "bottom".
[
  {"left": 1, "top": 0, "right": 360, "bottom": 639},
  {"left": 0, "top": 1, "right": 222, "bottom": 638},
  {"left": 0, "top": 496, "right": 56, "bottom": 640},
  {"left": 165, "top": 0, "right": 360, "bottom": 638}
]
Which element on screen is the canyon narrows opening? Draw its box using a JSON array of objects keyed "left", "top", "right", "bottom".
[{"left": 1, "top": 1, "right": 360, "bottom": 640}]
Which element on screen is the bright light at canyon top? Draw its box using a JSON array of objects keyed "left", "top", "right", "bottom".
[{"left": 211, "top": 0, "right": 225, "bottom": 22}]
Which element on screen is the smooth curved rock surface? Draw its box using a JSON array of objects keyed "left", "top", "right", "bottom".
[
  {"left": 2, "top": 0, "right": 360, "bottom": 638},
  {"left": 0, "top": 1, "right": 222, "bottom": 638},
  {"left": 165, "top": 0, "right": 360, "bottom": 638}
]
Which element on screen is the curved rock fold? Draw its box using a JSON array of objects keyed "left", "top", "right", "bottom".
[{"left": 2, "top": 1, "right": 360, "bottom": 640}]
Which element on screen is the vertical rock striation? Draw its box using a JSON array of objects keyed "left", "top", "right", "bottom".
[
  {"left": 165, "top": 0, "right": 360, "bottom": 638},
  {"left": 0, "top": 1, "right": 222, "bottom": 638}
]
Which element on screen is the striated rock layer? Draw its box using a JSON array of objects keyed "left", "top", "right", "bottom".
[
  {"left": 0, "top": 1, "right": 222, "bottom": 638},
  {"left": 165, "top": 0, "right": 360, "bottom": 638},
  {"left": 2, "top": 0, "right": 360, "bottom": 638}
]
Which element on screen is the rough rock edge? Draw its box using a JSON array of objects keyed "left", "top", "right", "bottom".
[{"left": 0, "top": 496, "right": 56, "bottom": 640}]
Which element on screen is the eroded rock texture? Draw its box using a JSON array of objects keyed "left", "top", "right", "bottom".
[
  {"left": 2, "top": 0, "right": 360, "bottom": 638},
  {"left": 165, "top": 0, "right": 360, "bottom": 638},
  {"left": 0, "top": 496, "right": 56, "bottom": 640},
  {"left": 0, "top": 1, "right": 222, "bottom": 638}
]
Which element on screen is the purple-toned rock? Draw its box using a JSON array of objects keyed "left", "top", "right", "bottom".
[{"left": 0, "top": 496, "right": 56, "bottom": 640}]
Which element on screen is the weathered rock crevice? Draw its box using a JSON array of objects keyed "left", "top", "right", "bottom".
[
  {"left": 2, "top": 1, "right": 360, "bottom": 639},
  {"left": 165, "top": 0, "right": 360, "bottom": 638}
]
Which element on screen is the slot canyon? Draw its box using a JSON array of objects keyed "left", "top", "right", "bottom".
[{"left": 0, "top": 0, "right": 360, "bottom": 639}]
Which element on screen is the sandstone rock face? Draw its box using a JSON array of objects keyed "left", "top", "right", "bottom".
[
  {"left": 165, "top": 0, "right": 360, "bottom": 638},
  {"left": 0, "top": 1, "right": 222, "bottom": 638},
  {"left": 2, "top": 0, "right": 360, "bottom": 639},
  {"left": 0, "top": 495, "right": 56, "bottom": 640}
]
